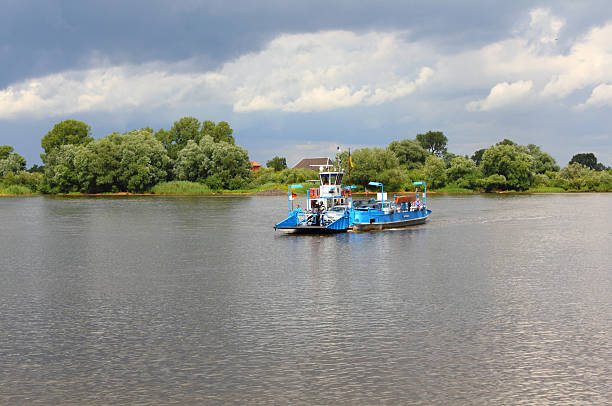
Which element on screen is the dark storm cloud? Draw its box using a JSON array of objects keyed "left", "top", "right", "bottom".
[{"left": 0, "top": 0, "right": 539, "bottom": 87}]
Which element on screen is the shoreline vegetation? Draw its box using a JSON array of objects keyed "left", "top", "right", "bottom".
[
  {"left": 0, "top": 182, "right": 601, "bottom": 197},
  {"left": 2, "top": 118, "right": 611, "bottom": 197}
]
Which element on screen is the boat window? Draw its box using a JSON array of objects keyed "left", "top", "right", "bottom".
[{"left": 336, "top": 173, "right": 343, "bottom": 184}]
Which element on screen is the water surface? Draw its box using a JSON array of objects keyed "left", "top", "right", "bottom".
[{"left": 1, "top": 194, "right": 610, "bottom": 405}]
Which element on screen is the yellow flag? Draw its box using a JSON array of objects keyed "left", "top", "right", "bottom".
[{"left": 349, "top": 155, "right": 354, "bottom": 168}]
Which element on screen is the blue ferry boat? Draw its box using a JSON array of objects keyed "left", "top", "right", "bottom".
[
  {"left": 274, "top": 168, "right": 354, "bottom": 234},
  {"left": 352, "top": 181, "right": 432, "bottom": 231}
]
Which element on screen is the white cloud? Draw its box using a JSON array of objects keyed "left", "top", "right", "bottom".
[
  {"left": 526, "top": 8, "right": 564, "bottom": 45},
  {"left": 0, "top": 64, "right": 227, "bottom": 119},
  {"left": 3, "top": 8, "right": 612, "bottom": 120},
  {"left": 0, "top": 30, "right": 434, "bottom": 119},
  {"left": 576, "top": 83, "right": 612, "bottom": 110},
  {"left": 466, "top": 80, "right": 533, "bottom": 112},
  {"left": 227, "top": 31, "right": 433, "bottom": 113}
]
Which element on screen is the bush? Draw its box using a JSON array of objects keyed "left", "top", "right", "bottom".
[
  {"left": 1, "top": 171, "right": 43, "bottom": 191},
  {"left": 479, "top": 174, "right": 507, "bottom": 192},
  {"left": 0, "top": 184, "right": 33, "bottom": 195},
  {"left": 149, "top": 181, "right": 212, "bottom": 194}
]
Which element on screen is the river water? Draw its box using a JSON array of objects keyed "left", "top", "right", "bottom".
[{"left": 0, "top": 193, "right": 610, "bottom": 405}]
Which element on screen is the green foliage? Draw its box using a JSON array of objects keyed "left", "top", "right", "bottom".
[
  {"left": 416, "top": 131, "right": 448, "bottom": 157},
  {"left": 150, "top": 181, "right": 212, "bottom": 194},
  {"left": 387, "top": 139, "right": 428, "bottom": 168},
  {"left": 556, "top": 162, "right": 611, "bottom": 191},
  {"left": 569, "top": 152, "right": 604, "bottom": 170},
  {"left": 43, "top": 130, "right": 170, "bottom": 193},
  {"left": 1, "top": 171, "right": 43, "bottom": 192},
  {"left": 0, "top": 145, "right": 15, "bottom": 160},
  {"left": 471, "top": 148, "right": 486, "bottom": 166},
  {"left": 349, "top": 147, "right": 399, "bottom": 187},
  {"left": 377, "top": 168, "right": 408, "bottom": 191},
  {"left": 41, "top": 120, "right": 93, "bottom": 157},
  {"left": 249, "top": 167, "right": 319, "bottom": 187},
  {"left": 480, "top": 174, "right": 507, "bottom": 192},
  {"left": 524, "top": 144, "right": 559, "bottom": 174},
  {"left": 202, "top": 120, "right": 235, "bottom": 144},
  {"left": 480, "top": 144, "right": 533, "bottom": 191},
  {"left": 174, "top": 135, "right": 251, "bottom": 189},
  {"left": 28, "top": 164, "right": 45, "bottom": 173},
  {"left": 441, "top": 151, "right": 457, "bottom": 168},
  {"left": 446, "top": 156, "right": 482, "bottom": 189},
  {"left": 0, "top": 184, "right": 33, "bottom": 195},
  {"left": 155, "top": 118, "right": 236, "bottom": 161},
  {"left": 174, "top": 139, "right": 211, "bottom": 183},
  {"left": 531, "top": 173, "right": 551, "bottom": 187},
  {"left": 424, "top": 155, "right": 447, "bottom": 189},
  {"left": 0, "top": 152, "right": 26, "bottom": 176},
  {"left": 155, "top": 116, "right": 202, "bottom": 160},
  {"left": 266, "top": 156, "right": 288, "bottom": 171}
]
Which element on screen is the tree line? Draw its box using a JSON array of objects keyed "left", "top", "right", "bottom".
[
  {"left": 331, "top": 131, "right": 611, "bottom": 192},
  {"left": 1, "top": 118, "right": 251, "bottom": 194},
  {"left": 1, "top": 122, "right": 611, "bottom": 194}
]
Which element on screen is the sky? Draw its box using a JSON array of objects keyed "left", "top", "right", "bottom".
[{"left": 1, "top": 0, "right": 612, "bottom": 167}]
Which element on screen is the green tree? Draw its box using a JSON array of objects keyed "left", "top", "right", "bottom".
[
  {"left": 155, "top": 116, "right": 202, "bottom": 160},
  {"left": 41, "top": 120, "right": 93, "bottom": 158},
  {"left": 524, "top": 144, "right": 559, "bottom": 174},
  {"left": 42, "top": 144, "right": 85, "bottom": 193},
  {"left": 349, "top": 147, "right": 400, "bottom": 187},
  {"left": 174, "top": 135, "right": 251, "bottom": 189},
  {"left": 480, "top": 144, "right": 533, "bottom": 191},
  {"left": 424, "top": 155, "right": 447, "bottom": 189},
  {"left": 208, "top": 138, "right": 251, "bottom": 189},
  {"left": 471, "top": 148, "right": 486, "bottom": 166},
  {"left": 43, "top": 130, "right": 170, "bottom": 193},
  {"left": 266, "top": 156, "right": 287, "bottom": 171},
  {"left": 201, "top": 120, "right": 235, "bottom": 144},
  {"left": 446, "top": 156, "right": 479, "bottom": 183},
  {"left": 111, "top": 130, "right": 171, "bottom": 192},
  {"left": 174, "top": 139, "right": 212, "bottom": 183},
  {"left": 416, "top": 131, "right": 448, "bottom": 157},
  {"left": 387, "top": 139, "right": 428, "bottom": 168},
  {"left": 569, "top": 153, "right": 601, "bottom": 170},
  {"left": 0, "top": 145, "right": 15, "bottom": 160},
  {"left": 496, "top": 139, "right": 517, "bottom": 146},
  {"left": 0, "top": 153, "right": 26, "bottom": 176}
]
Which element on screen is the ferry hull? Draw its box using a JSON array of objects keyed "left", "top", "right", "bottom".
[
  {"left": 352, "top": 214, "right": 429, "bottom": 231},
  {"left": 352, "top": 209, "right": 431, "bottom": 232},
  {"left": 274, "top": 225, "right": 348, "bottom": 234}
]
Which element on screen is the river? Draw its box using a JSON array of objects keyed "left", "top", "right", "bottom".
[{"left": 0, "top": 193, "right": 610, "bottom": 405}]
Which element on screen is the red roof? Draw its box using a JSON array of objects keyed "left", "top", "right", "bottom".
[{"left": 250, "top": 161, "right": 262, "bottom": 172}]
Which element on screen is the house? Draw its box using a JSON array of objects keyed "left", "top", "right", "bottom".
[
  {"left": 250, "top": 161, "right": 262, "bottom": 172},
  {"left": 293, "top": 157, "right": 332, "bottom": 170}
]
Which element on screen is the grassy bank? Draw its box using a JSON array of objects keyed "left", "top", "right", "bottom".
[{"left": 0, "top": 185, "right": 35, "bottom": 195}]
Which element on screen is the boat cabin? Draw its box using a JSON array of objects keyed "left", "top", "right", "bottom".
[{"left": 308, "top": 170, "right": 350, "bottom": 211}]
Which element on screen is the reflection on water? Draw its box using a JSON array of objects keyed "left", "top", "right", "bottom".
[{"left": 0, "top": 194, "right": 610, "bottom": 405}]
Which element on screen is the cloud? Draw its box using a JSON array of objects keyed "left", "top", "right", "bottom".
[
  {"left": 228, "top": 31, "right": 433, "bottom": 113},
  {"left": 0, "top": 64, "right": 227, "bottom": 119},
  {"left": 466, "top": 80, "right": 533, "bottom": 112},
  {"left": 524, "top": 8, "right": 564, "bottom": 45},
  {"left": 541, "top": 22, "right": 612, "bottom": 99},
  {"left": 0, "top": 30, "right": 433, "bottom": 118},
  {"left": 576, "top": 83, "right": 612, "bottom": 110},
  {"left": 3, "top": 8, "right": 612, "bottom": 120}
]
